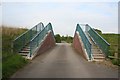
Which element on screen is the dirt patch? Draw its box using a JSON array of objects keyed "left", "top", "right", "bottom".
[{"left": 94, "top": 59, "right": 118, "bottom": 70}]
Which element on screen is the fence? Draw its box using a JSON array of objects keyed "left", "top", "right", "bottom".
[
  {"left": 76, "top": 24, "right": 92, "bottom": 60},
  {"left": 85, "top": 24, "right": 110, "bottom": 57},
  {"left": 13, "top": 22, "right": 44, "bottom": 53}
]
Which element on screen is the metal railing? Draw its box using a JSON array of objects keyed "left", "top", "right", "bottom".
[
  {"left": 29, "top": 23, "right": 54, "bottom": 57},
  {"left": 76, "top": 24, "right": 92, "bottom": 60},
  {"left": 85, "top": 24, "right": 110, "bottom": 57},
  {"left": 13, "top": 22, "right": 44, "bottom": 53}
]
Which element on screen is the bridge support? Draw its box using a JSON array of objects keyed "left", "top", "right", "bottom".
[
  {"left": 73, "top": 32, "right": 90, "bottom": 61},
  {"left": 36, "top": 31, "right": 55, "bottom": 56},
  {"left": 28, "top": 31, "right": 56, "bottom": 59}
]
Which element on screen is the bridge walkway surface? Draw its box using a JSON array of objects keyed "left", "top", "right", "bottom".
[{"left": 11, "top": 43, "right": 118, "bottom": 78}]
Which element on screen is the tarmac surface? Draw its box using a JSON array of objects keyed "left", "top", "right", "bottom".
[{"left": 11, "top": 43, "right": 118, "bottom": 78}]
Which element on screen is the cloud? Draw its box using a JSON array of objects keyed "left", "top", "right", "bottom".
[
  {"left": 2, "top": 0, "right": 120, "bottom": 2},
  {"left": 2, "top": 2, "right": 118, "bottom": 36},
  {"left": 0, "top": 5, "right": 2, "bottom": 26}
]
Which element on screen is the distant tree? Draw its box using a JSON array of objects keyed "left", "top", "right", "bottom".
[
  {"left": 61, "top": 35, "right": 73, "bottom": 43},
  {"left": 94, "top": 28, "right": 102, "bottom": 34},
  {"left": 66, "top": 36, "right": 73, "bottom": 43},
  {"left": 61, "top": 36, "right": 65, "bottom": 41},
  {"left": 55, "top": 34, "right": 73, "bottom": 43},
  {"left": 54, "top": 34, "right": 61, "bottom": 43}
]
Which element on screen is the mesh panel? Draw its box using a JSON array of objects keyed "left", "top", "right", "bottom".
[
  {"left": 13, "top": 22, "right": 44, "bottom": 53},
  {"left": 86, "top": 25, "right": 110, "bottom": 56}
]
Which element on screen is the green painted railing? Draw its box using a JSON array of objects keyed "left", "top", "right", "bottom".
[
  {"left": 76, "top": 24, "right": 92, "bottom": 60},
  {"left": 13, "top": 22, "right": 44, "bottom": 53},
  {"left": 30, "top": 23, "right": 54, "bottom": 57},
  {"left": 85, "top": 24, "right": 110, "bottom": 57}
]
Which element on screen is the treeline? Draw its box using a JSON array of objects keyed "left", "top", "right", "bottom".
[{"left": 54, "top": 34, "right": 73, "bottom": 43}]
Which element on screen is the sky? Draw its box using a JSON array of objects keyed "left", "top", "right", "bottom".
[{"left": 1, "top": 0, "right": 119, "bottom": 36}]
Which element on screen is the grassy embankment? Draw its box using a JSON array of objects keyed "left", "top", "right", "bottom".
[
  {"left": 2, "top": 26, "right": 28, "bottom": 79},
  {"left": 95, "top": 29, "right": 120, "bottom": 66}
]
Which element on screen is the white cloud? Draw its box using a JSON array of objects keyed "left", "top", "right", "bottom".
[
  {"left": 0, "top": 4, "right": 2, "bottom": 27},
  {"left": 2, "top": 2, "right": 118, "bottom": 36},
  {"left": 2, "top": 0, "right": 120, "bottom": 2}
]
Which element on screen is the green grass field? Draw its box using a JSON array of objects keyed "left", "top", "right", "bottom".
[
  {"left": 2, "top": 26, "right": 28, "bottom": 79},
  {"left": 101, "top": 34, "right": 120, "bottom": 65},
  {"left": 95, "top": 29, "right": 120, "bottom": 65},
  {"left": 101, "top": 34, "right": 119, "bottom": 55}
]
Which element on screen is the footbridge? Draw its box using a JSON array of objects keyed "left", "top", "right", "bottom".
[
  {"left": 13, "top": 22, "right": 110, "bottom": 61},
  {"left": 13, "top": 22, "right": 55, "bottom": 59},
  {"left": 73, "top": 24, "right": 110, "bottom": 61},
  {"left": 12, "top": 22, "right": 118, "bottom": 78}
]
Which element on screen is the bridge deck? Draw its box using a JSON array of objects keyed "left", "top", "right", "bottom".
[{"left": 11, "top": 43, "right": 118, "bottom": 78}]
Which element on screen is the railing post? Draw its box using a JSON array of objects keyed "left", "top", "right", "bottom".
[
  {"left": 22, "top": 34, "right": 24, "bottom": 50},
  {"left": 37, "top": 35, "right": 39, "bottom": 47},
  {"left": 30, "top": 41, "right": 32, "bottom": 57},
  {"left": 90, "top": 43, "right": 92, "bottom": 60},
  {"left": 30, "top": 30, "right": 32, "bottom": 57},
  {"left": 12, "top": 41, "right": 14, "bottom": 54}
]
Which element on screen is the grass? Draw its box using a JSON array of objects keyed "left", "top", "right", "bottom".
[
  {"left": 95, "top": 29, "right": 120, "bottom": 66},
  {"left": 102, "top": 34, "right": 120, "bottom": 66},
  {"left": 2, "top": 26, "right": 29, "bottom": 79},
  {"left": 2, "top": 26, "right": 28, "bottom": 59},
  {"left": 102, "top": 34, "right": 119, "bottom": 55},
  {"left": 98, "top": 33, "right": 119, "bottom": 56},
  {"left": 2, "top": 54, "right": 28, "bottom": 79}
]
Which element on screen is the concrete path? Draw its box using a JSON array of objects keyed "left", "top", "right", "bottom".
[{"left": 12, "top": 43, "right": 118, "bottom": 78}]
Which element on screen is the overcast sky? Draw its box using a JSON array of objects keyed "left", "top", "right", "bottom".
[{"left": 1, "top": 0, "right": 119, "bottom": 36}]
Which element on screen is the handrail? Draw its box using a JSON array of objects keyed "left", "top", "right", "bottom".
[
  {"left": 86, "top": 24, "right": 110, "bottom": 56},
  {"left": 29, "top": 23, "right": 54, "bottom": 57},
  {"left": 13, "top": 22, "right": 44, "bottom": 41},
  {"left": 13, "top": 22, "right": 44, "bottom": 53},
  {"left": 76, "top": 24, "right": 92, "bottom": 60},
  {"left": 92, "top": 28, "right": 110, "bottom": 45}
]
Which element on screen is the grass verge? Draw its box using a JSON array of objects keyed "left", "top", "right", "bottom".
[
  {"left": 95, "top": 29, "right": 120, "bottom": 66},
  {"left": 2, "top": 26, "right": 29, "bottom": 79},
  {"left": 2, "top": 54, "right": 28, "bottom": 79}
]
